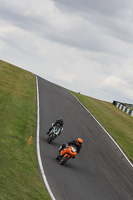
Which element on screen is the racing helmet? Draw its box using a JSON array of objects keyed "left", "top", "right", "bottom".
[
  {"left": 59, "top": 119, "right": 63, "bottom": 124},
  {"left": 77, "top": 138, "right": 83, "bottom": 146}
]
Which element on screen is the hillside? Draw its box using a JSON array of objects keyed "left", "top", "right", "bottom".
[
  {"left": 0, "top": 60, "right": 132, "bottom": 199},
  {"left": 0, "top": 60, "right": 50, "bottom": 200}
]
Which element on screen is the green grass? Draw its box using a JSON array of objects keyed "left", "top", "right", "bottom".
[
  {"left": 70, "top": 91, "right": 133, "bottom": 163},
  {"left": 0, "top": 60, "right": 50, "bottom": 200}
]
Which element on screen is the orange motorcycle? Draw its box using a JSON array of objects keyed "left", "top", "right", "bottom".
[{"left": 56, "top": 145, "right": 77, "bottom": 165}]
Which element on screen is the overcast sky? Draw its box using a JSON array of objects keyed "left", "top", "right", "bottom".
[{"left": 0, "top": 0, "right": 133, "bottom": 103}]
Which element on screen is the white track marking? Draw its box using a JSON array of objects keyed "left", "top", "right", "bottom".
[
  {"left": 36, "top": 76, "right": 56, "bottom": 200},
  {"left": 70, "top": 92, "right": 133, "bottom": 168}
]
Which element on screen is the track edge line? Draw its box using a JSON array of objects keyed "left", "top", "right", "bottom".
[{"left": 36, "top": 76, "right": 56, "bottom": 200}]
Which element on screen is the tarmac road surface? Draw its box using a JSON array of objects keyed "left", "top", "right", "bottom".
[{"left": 38, "top": 77, "right": 133, "bottom": 200}]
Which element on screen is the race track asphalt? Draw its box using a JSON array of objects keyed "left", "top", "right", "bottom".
[{"left": 38, "top": 77, "right": 133, "bottom": 200}]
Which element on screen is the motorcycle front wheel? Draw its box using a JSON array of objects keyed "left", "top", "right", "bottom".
[
  {"left": 59, "top": 156, "right": 69, "bottom": 165},
  {"left": 47, "top": 135, "right": 54, "bottom": 144},
  {"left": 56, "top": 153, "right": 60, "bottom": 160}
]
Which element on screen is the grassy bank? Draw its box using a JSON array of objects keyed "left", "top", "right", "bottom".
[
  {"left": 0, "top": 60, "right": 50, "bottom": 200},
  {"left": 70, "top": 91, "right": 133, "bottom": 163}
]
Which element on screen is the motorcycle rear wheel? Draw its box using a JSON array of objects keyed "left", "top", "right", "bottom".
[{"left": 59, "top": 156, "right": 69, "bottom": 165}]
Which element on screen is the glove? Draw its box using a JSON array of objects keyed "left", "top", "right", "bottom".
[{"left": 62, "top": 144, "right": 66, "bottom": 148}]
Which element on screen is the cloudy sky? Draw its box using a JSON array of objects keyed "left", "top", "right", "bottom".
[{"left": 0, "top": 0, "right": 133, "bottom": 103}]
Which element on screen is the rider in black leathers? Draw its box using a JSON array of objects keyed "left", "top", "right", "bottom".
[{"left": 47, "top": 119, "right": 64, "bottom": 135}]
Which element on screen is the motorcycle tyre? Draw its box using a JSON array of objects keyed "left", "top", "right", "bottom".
[
  {"left": 56, "top": 153, "right": 60, "bottom": 160},
  {"left": 59, "top": 156, "right": 69, "bottom": 165},
  {"left": 47, "top": 135, "right": 54, "bottom": 144}
]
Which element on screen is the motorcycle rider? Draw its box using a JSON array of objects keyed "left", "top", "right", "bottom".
[
  {"left": 46, "top": 119, "right": 64, "bottom": 135},
  {"left": 59, "top": 138, "right": 83, "bottom": 155}
]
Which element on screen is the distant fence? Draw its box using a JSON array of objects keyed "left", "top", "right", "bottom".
[{"left": 113, "top": 101, "right": 133, "bottom": 117}]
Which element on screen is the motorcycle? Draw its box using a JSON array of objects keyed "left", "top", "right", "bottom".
[
  {"left": 47, "top": 124, "right": 63, "bottom": 144},
  {"left": 56, "top": 145, "right": 77, "bottom": 165}
]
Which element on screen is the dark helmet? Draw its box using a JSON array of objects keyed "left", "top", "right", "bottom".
[
  {"left": 59, "top": 119, "right": 63, "bottom": 126},
  {"left": 60, "top": 119, "right": 63, "bottom": 122},
  {"left": 77, "top": 138, "right": 83, "bottom": 146}
]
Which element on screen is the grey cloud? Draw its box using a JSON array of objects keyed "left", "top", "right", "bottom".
[
  {"left": 0, "top": 7, "right": 42, "bottom": 31},
  {"left": 1, "top": 1, "right": 133, "bottom": 55},
  {"left": 54, "top": 0, "right": 130, "bottom": 16},
  {"left": 54, "top": 0, "right": 133, "bottom": 44}
]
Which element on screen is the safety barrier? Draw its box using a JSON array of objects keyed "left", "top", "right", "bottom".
[{"left": 113, "top": 101, "right": 133, "bottom": 117}]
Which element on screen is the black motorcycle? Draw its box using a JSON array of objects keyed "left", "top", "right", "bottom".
[{"left": 47, "top": 124, "right": 63, "bottom": 144}]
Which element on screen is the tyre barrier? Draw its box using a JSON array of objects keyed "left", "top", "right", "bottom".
[{"left": 113, "top": 101, "right": 133, "bottom": 117}]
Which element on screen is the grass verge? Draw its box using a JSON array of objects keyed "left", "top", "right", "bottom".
[
  {"left": 0, "top": 60, "right": 50, "bottom": 200},
  {"left": 70, "top": 91, "right": 133, "bottom": 163}
]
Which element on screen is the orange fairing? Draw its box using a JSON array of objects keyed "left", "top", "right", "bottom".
[{"left": 61, "top": 146, "right": 77, "bottom": 158}]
